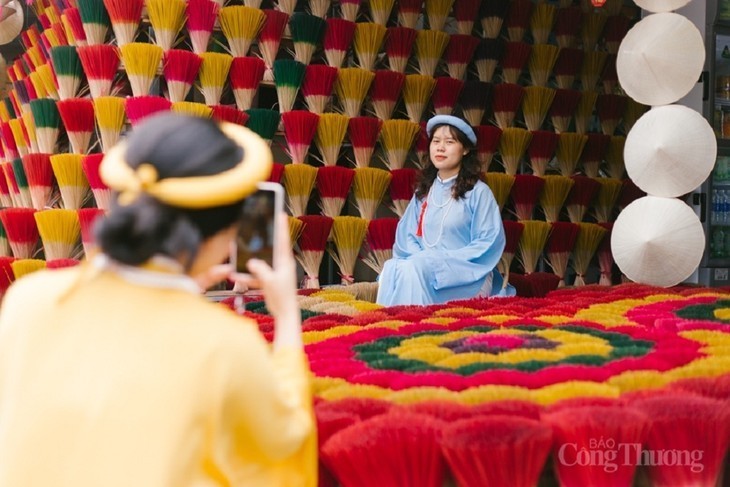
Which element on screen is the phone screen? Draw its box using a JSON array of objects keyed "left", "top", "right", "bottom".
[{"left": 235, "top": 188, "right": 277, "bottom": 273}]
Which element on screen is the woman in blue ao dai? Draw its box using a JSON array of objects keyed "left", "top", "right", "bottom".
[{"left": 376, "top": 115, "right": 506, "bottom": 306}]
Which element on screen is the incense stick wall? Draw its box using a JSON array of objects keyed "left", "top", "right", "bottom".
[{"left": 0, "top": 0, "right": 644, "bottom": 293}]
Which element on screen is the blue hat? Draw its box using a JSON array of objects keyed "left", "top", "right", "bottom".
[{"left": 426, "top": 115, "right": 477, "bottom": 145}]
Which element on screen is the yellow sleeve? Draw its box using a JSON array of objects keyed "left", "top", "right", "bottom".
[{"left": 220, "top": 326, "right": 315, "bottom": 463}]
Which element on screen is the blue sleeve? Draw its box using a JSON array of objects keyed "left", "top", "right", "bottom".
[
  {"left": 426, "top": 184, "right": 505, "bottom": 290},
  {"left": 393, "top": 195, "right": 424, "bottom": 258}
]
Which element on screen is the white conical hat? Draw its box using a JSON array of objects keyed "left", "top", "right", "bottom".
[
  {"left": 0, "top": 0, "right": 23, "bottom": 46},
  {"left": 624, "top": 105, "right": 717, "bottom": 197},
  {"left": 612, "top": 196, "right": 704, "bottom": 287},
  {"left": 617, "top": 12, "right": 704, "bottom": 107},
  {"left": 633, "top": 0, "right": 691, "bottom": 13}
]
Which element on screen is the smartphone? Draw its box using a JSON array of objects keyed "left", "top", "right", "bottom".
[{"left": 231, "top": 182, "right": 284, "bottom": 275}]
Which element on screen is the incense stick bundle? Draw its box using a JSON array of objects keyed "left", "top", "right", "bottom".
[
  {"left": 592, "top": 177, "right": 622, "bottom": 223},
  {"left": 553, "top": 47, "right": 583, "bottom": 90},
  {"left": 604, "top": 135, "right": 626, "bottom": 180},
  {"left": 11, "top": 158, "right": 32, "bottom": 208},
  {"left": 35, "top": 209, "right": 80, "bottom": 260},
  {"left": 501, "top": 41, "right": 531, "bottom": 84},
  {"left": 530, "top": 3, "right": 556, "bottom": 45},
  {"left": 103, "top": 0, "right": 142, "bottom": 46},
  {"left": 549, "top": 88, "right": 581, "bottom": 133},
  {"left": 353, "top": 167, "right": 391, "bottom": 220},
  {"left": 0, "top": 208, "right": 39, "bottom": 258},
  {"left": 198, "top": 52, "right": 233, "bottom": 106},
  {"left": 245, "top": 108, "right": 280, "bottom": 143},
  {"left": 618, "top": 178, "right": 645, "bottom": 211},
  {"left": 574, "top": 90, "right": 598, "bottom": 134},
  {"left": 596, "top": 93, "right": 626, "bottom": 136},
  {"left": 218, "top": 5, "right": 264, "bottom": 57},
  {"left": 329, "top": 215, "right": 368, "bottom": 285},
  {"left": 283, "top": 163, "right": 317, "bottom": 216},
  {"left": 211, "top": 105, "right": 248, "bottom": 126},
  {"left": 475, "top": 125, "right": 502, "bottom": 172},
  {"left": 432, "top": 76, "right": 463, "bottom": 116},
  {"left": 555, "top": 132, "right": 587, "bottom": 177},
  {"left": 603, "top": 15, "right": 629, "bottom": 55},
  {"left": 77, "top": 0, "right": 110, "bottom": 45},
  {"left": 369, "top": 70, "right": 405, "bottom": 120},
  {"left": 78, "top": 207, "right": 104, "bottom": 256},
  {"left": 539, "top": 175, "right": 574, "bottom": 222},
  {"left": 580, "top": 51, "right": 607, "bottom": 93},
  {"left": 528, "top": 44, "right": 560, "bottom": 87},
  {"left": 186, "top": 0, "right": 220, "bottom": 55},
  {"left": 527, "top": 130, "right": 558, "bottom": 176},
  {"left": 480, "top": 0, "right": 510, "bottom": 39},
  {"left": 353, "top": 22, "right": 386, "bottom": 71},
  {"left": 522, "top": 86, "right": 555, "bottom": 132},
  {"left": 259, "top": 9, "right": 289, "bottom": 80},
  {"left": 50, "top": 154, "right": 89, "bottom": 210},
  {"left": 397, "top": 0, "right": 422, "bottom": 29},
  {"left": 287, "top": 216, "right": 304, "bottom": 248},
  {"left": 317, "top": 165, "right": 354, "bottom": 217},
  {"left": 21, "top": 154, "right": 53, "bottom": 210},
  {"left": 601, "top": 54, "right": 618, "bottom": 95},
  {"left": 579, "top": 133, "right": 610, "bottom": 178},
  {"left": 498, "top": 127, "right": 532, "bottom": 176},
  {"left": 1, "top": 162, "right": 21, "bottom": 207},
  {"left": 571, "top": 222, "right": 605, "bottom": 286},
  {"left": 335, "top": 67, "right": 374, "bottom": 118},
  {"left": 120, "top": 42, "right": 163, "bottom": 98},
  {"left": 367, "top": 0, "right": 395, "bottom": 25},
  {"left": 309, "top": 0, "right": 332, "bottom": 18},
  {"left": 445, "top": 34, "right": 479, "bottom": 81},
  {"left": 50, "top": 45, "right": 82, "bottom": 100},
  {"left": 505, "top": 0, "right": 533, "bottom": 42},
  {"left": 403, "top": 74, "right": 436, "bottom": 124},
  {"left": 425, "top": 0, "right": 455, "bottom": 31},
  {"left": 282, "top": 110, "right": 320, "bottom": 164},
  {"left": 453, "top": 0, "right": 480, "bottom": 35},
  {"left": 301, "top": 65, "right": 338, "bottom": 114},
  {"left": 363, "top": 217, "right": 398, "bottom": 274},
  {"left": 380, "top": 119, "right": 419, "bottom": 170},
  {"left": 124, "top": 95, "right": 172, "bottom": 127},
  {"left": 146, "top": 0, "right": 186, "bottom": 51},
  {"left": 499, "top": 219, "right": 523, "bottom": 285},
  {"left": 21, "top": 113, "right": 38, "bottom": 154},
  {"left": 57, "top": 97, "right": 95, "bottom": 154},
  {"left": 162, "top": 49, "right": 201, "bottom": 104},
  {"left": 267, "top": 163, "right": 285, "bottom": 184},
  {"left": 81, "top": 153, "right": 111, "bottom": 210},
  {"left": 8, "top": 121, "right": 28, "bottom": 158},
  {"left": 597, "top": 221, "right": 613, "bottom": 285},
  {"left": 511, "top": 174, "right": 544, "bottom": 221},
  {"left": 229, "top": 56, "right": 265, "bottom": 111},
  {"left": 566, "top": 175, "right": 599, "bottom": 223},
  {"left": 290, "top": 12, "right": 326, "bottom": 65},
  {"left": 1, "top": 126, "right": 19, "bottom": 166},
  {"left": 473, "top": 38, "right": 504, "bottom": 83},
  {"left": 171, "top": 101, "right": 213, "bottom": 118},
  {"left": 349, "top": 116, "right": 382, "bottom": 168},
  {"left": 385, "top": 26, "right": 417, "bottom": 73},
  {"left": 77, "top": 44, "right": 119, "bottom": 99},
  {"left": 273, "top": 59, "right": 306, "bottom": 114},
  {"left": 295, "top": 214, "right": 333, "bottom": 289},
  {"left": 545, "top": 221, "right": 579, "bottom": 286},
  {"left": 414, "top": 30, "right": 449, "bottom": 77},
  {"left": 339, "top": 0, "right": 362, "bottom": 23},
  {"left": 389, "top": 167, "right": 417, "bottom": 216},
  {"left": 311, "top": 113, "right": 347, "bottom": 168},
  {"left": 12, "top": 259, "right": 46, "bottom": 278},
  {"left": 492, "top": 83, "right": 524, "bottom": 130},
  {"left": 517, "top": 219, "right": 551, "bottom": 274},
  {"left": 29, "top": 99, "right": 60, "bottom": 154},
  {"left": 580, "top": 11, "right": 607, "bottom": 52},
  {"left": 554, "top": 6, "right": 582, "bottom": 48},
  {"left": 62, "top": 7, "right": 87, "bottom": 47},
  {"left": 36, "top": 64, "right": 59, "bottom": 100},
  {"left": 484, "top": 172, "right": 514, "bottom": 211},
  {"left": 324, "top": 18, "right": 356, "bottom": 68},
  {"left": 93, "top": 96, "right": 124, "bottom": 151}
]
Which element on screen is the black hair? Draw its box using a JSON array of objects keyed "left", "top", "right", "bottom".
[
  {"left": 414, "top": 123, "right": 481, "bottom": 201},
  {"left": 95, "top": 114, "right": 245, "bottom": 267}
]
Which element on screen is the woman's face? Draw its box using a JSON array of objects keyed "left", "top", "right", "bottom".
[{"left": 429, "top": 125, "right": 466, "bottom": 179}]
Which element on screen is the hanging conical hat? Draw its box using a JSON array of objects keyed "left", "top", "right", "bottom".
[
  {"left": 625, "top": 105, "right": 717, "bottom": 197},
  {"left": 612, "top": 196, "right": 704, "bottom": 287},
  {"left": 0, "top": 0, "right": 23, "bottom": 46},
  {"left": 617, "top": 12, "right": 704, "bottom": 107},
  {"left": 633, "top": 0, "right": 691, "bottom": 13}
]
